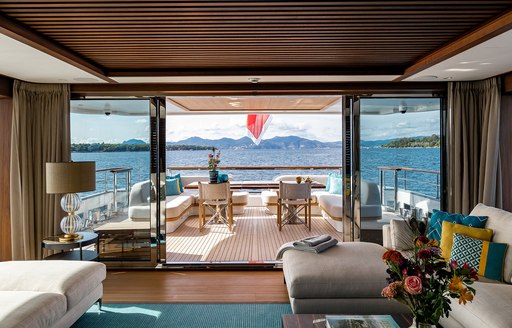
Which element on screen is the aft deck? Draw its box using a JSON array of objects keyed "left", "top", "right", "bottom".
[{"left": 166, "top": 206, "right": 344, "bottom": 263}]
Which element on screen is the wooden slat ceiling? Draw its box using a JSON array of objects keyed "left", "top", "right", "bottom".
[
  {"left": 1, "top": 1, "right": 511, "bottom": 78},
  {"left": 167, "top": 95, "right": 341, "bottom": 111}
]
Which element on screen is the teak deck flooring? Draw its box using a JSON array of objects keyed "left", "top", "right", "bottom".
[
  {"left": 166, "top": 207, "right": 344, "bottom": 262},
  {"left": 103, "top": 270, "right": 289, "bottom": 303}
]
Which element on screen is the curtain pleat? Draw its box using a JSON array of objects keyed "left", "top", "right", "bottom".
[
  {"left": 447, "top": 78, "right": 502, "bottom": 214},
  {"left": 10, "top": 81, "right": 70, "bottom": 260}
]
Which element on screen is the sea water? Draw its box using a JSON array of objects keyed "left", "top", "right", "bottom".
[{"left": 72, "top": 147, "right": 440, "bottom": 198}]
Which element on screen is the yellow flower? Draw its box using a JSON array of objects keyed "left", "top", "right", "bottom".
[
  {"left": 449, "top": 276, "right": 464, "bottom": 292},
  {"left": 427, "top": 239, "right": 439, "bottom": 247},
  {"left": 458, "top": 288, "right": 474, "bottom": 305}
]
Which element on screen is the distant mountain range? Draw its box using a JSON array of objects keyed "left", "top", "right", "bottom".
[{"left": 167, "top": 136, "right": 342, "bottom": 150}]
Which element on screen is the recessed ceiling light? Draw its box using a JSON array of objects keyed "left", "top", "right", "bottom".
[
  {"left": 414, "top": 75, "right": 438, "bottom": 80},
  {"left": 458, "top": 61, "right": 478, "bottom": 65},
  {"left": 445, "top": 68, "right": 478, "bottom": 72},
  {"left": 248, "top": 77, "right": 261, "bottom": 83},
  {"left": 480, "top": 62, "right": 492, "bottom": 65},
  {"left": 444, "top": 77, "right": 454, "bottom": 80}
]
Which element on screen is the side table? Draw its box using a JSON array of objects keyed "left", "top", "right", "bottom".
[{"left": 42, "top": 232, "right": 99, "bottom": 261}]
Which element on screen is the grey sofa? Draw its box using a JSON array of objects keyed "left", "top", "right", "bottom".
[
  {"left": 383, "top": 203, "right": 512, "bottom": 328},
  {"left": 282, "top": 241, "right": 407, "bottom": 314}
]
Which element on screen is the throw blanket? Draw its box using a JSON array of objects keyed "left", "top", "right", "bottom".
[{"left": 275, "top": 234, "right": 338, "bottom": 260}]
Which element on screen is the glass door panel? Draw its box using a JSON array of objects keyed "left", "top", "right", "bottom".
[
  {"left": 70, "top": 99, "right": 154, "bottom": 262},
  {"left": 359, "top": 97, "right": 442, "bottom": 243}
]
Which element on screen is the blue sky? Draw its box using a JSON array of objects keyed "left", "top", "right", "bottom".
[{"left": 70, "top": 98, "right": 440, "bottom": 143}]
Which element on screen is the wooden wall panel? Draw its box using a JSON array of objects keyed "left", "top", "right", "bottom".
[
  {"left": 0, "top": 98, "right": 12, "bottom": 261},
  {"left": 500, "top": 95, "right": 512, "bottom": 212}
]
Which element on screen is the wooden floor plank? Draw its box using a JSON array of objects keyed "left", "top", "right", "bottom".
[
  {"left": 103, "top": 270, "right": 289, "bottom": 304},
  {"left": 166, "top": 207, "right": 344, "bottom": 262}
]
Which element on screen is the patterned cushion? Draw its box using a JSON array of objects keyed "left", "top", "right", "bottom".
[
  {"left": 451, "top": 233, "right": 508, "bottom": 281},
  {"left": 426, "top": 209, "right": 488, "bottom": 244},
  {"left": 440, "top": 221, "right": 493, "bottom": 260}
]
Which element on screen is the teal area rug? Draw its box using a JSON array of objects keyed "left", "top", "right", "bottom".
[{"left": 72, "top": 303, "right": 292, "bottom": 328}]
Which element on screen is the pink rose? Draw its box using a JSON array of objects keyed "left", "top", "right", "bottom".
[{"left": 404, "top": 276, "right": 422, "bottom": 295}]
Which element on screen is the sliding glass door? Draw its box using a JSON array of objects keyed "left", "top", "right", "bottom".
[{"left": 70, "top": 98, "right": 164, "bottom": 265}]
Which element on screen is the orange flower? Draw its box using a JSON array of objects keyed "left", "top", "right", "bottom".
[
  {"left": 427, "top": 239, "right": 439, "bottom": 247},
  {"left": 458, "top": 288, "right": 474, "bottom": 305},
  {"left": 449, "top": 276, "right": 464, "bottom": 293}
]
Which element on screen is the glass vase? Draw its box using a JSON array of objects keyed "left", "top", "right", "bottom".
[{"left": 409, "top": 318, "right": 436, "bottom": 328}]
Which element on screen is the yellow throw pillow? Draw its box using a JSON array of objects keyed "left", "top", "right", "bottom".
[{"left": 440, "top": 221, "right": 494, "bottom": 260}]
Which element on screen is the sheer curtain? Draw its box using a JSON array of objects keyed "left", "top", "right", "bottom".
[
  {"left": 447, "top": 77, "right": 502, "bottom": 214},
  {"left": 10, "top": 81, "right": 70, "bottom": 260}
]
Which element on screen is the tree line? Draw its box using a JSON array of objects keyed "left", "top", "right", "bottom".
[
  {"left": 71, "top": 143, "right": 212, "bottom": 152},
  {"left": 381, "top": 135, "right": 440, "bottom": 148}
]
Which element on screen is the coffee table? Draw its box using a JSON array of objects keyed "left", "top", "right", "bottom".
[{"left": 282, "top": 314, "right": 413, "bottom": 328}]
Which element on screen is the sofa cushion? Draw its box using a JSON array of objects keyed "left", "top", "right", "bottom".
[
  {"left": 450, "top": 233, "right": 508, "bottom": 281},
  {"left": 0, "top": 261, "right": 106, "bottom": 310},
  {"left": 440, "top": 221, "right": 493, "bottom": 260},
  {"left": 317, "top": 194, "right": 343, "bottom": 218},
  {"left": 0, "top": 291, "right": 67, "bottom": 328},
  {"left": 470, "top": 203, "right": 512, "bottom": 283},
  {"left": 390, "top": 219, "right": 415, "bottom": 251},
  {"left": 441, "top": 281, "right": 512, "bottom": 328},
  {"left": 283, "top": 242, "right": 389, "bottom": 299},
  {"left": 165, "top": 194, "right": 194, "bottom": 219},
  {"left": 129, "top": 205, "right": 150, "bottom": 220}
]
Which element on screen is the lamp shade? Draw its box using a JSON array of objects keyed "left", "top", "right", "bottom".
[{"left": 46, "top": 161, "right": 96, "bottom": 194}]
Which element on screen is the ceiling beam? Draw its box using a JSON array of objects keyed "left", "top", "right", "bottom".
[
  {"left": 107, "top": 66, "right": 404, "bottom": 77},
  {"left": 71, "top": 82, "right": 446, "bottom": 98},
  {"left": 398, "top": 9, "right": 512, "bottom": 81},
  {"left": 0, "top": 13, "right": 115, "bottom": 83}
]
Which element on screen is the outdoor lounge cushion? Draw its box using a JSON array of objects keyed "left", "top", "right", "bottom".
[
  {"left": 283, "top": 242, "right": 389, "bottom": 299},
  {"left": 0, "top": 261, "right": 106, "bottom": 310},
  {"left": 0, "top": 291, "right": 67, "bottom": 328},
  {"left": 165, "top": 194, "right": 194, "bottom": 219},
  {"left": 317, "top": 193, "right": 343, "bottom": 219}
]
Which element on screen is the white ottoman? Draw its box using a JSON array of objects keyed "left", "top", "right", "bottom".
[{"left": 232, "top": 191, "right": 249, "bottom": 215}]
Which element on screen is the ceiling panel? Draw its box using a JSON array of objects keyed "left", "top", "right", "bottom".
[{"left": 1, "top": 1, "right": 510, "bottom": 76}]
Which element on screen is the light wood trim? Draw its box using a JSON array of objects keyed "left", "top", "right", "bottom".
[
  {"left": 102, "top": 270, "right": 289, "bottom": 303},
  {"left": 0, "top": 98, "right": 12, "bottom": 261},
  {"left": 399, "top": 10, "right": 512, "bottom": 81},
  {"left": 0, "top": 14, "right": 114, "bottom": 83},
  {"left": 318, "top": 203, "right": 343, "bottom": 222}
]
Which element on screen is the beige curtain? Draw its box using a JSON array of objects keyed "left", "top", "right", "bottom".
[
  {"left": 10, "top": 81, "right": 70, "bottom": 260},
  {"left": 447, "top": 77, "right": 502, "bottom": 214}
]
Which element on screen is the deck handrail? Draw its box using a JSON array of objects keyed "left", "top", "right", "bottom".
[
  {"left": 378, "top": 166, "right": 440, "bottom": 210},
  {"left": 167, "top": 165, "right": 342, "bottom": 171},
  {"left": 95, "top": 167, "right": 132, "bottom": 212}
]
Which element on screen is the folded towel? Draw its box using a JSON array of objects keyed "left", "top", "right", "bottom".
[
  {"left": 276, "top": 238, "right": 339, "bottom": 260},
  {"left": 293, "top": 234, "right": 331, "bottom": 247}
]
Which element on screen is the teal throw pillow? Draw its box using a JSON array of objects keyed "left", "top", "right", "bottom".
[
  {"left": 167, "top": 173, "right": 183, "bottom": 192},
  {"left": 426, "top": 209, "right": 488, "bottom": 244},
  {"left": 326, "top": 173, "right": 342, "bottom": 192},
  {"left": 450, "top": 233, "right": 507, "bottom": 281},
  {"left": 165, "top": 178, "right": 182, "bottom": 196},
  {"left": 217, "top": 173, "right": 229, "bottom": 183},
  {"left": 328, "top": 176, "right": 343, "bottom": 195}
]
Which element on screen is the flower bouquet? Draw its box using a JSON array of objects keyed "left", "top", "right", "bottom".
[
  {"left": 207, "top": 147, "right": 221, "bottom": 183},
  {"left": 382, "top": 236, "right": 478, "bottom": 327}
]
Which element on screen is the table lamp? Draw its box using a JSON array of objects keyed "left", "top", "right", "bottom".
[{"left": 46, "top": 161, "right": 96, "bottom": 241}]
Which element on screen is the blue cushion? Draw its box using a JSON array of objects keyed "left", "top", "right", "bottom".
[
  {"left": 451, "top": 233, "right": 507, "bottom": 281},
  {"left": 167, "top": 174, "right": 183, "bottom": 192},
  {"left": 165, "top": 178, "right": 181, "bottom": 196},
  {"left": 426, "top": 209, "right": 488, "bottom": 244},
  {"left": 326, "top": 173, "right": 342, "bottom": 192},
  {"left": 328, "top": 176, "right": 343, "bottom": 195},
  {"left": 217, "top": 173, "right": 229, "bottom": 183}
]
